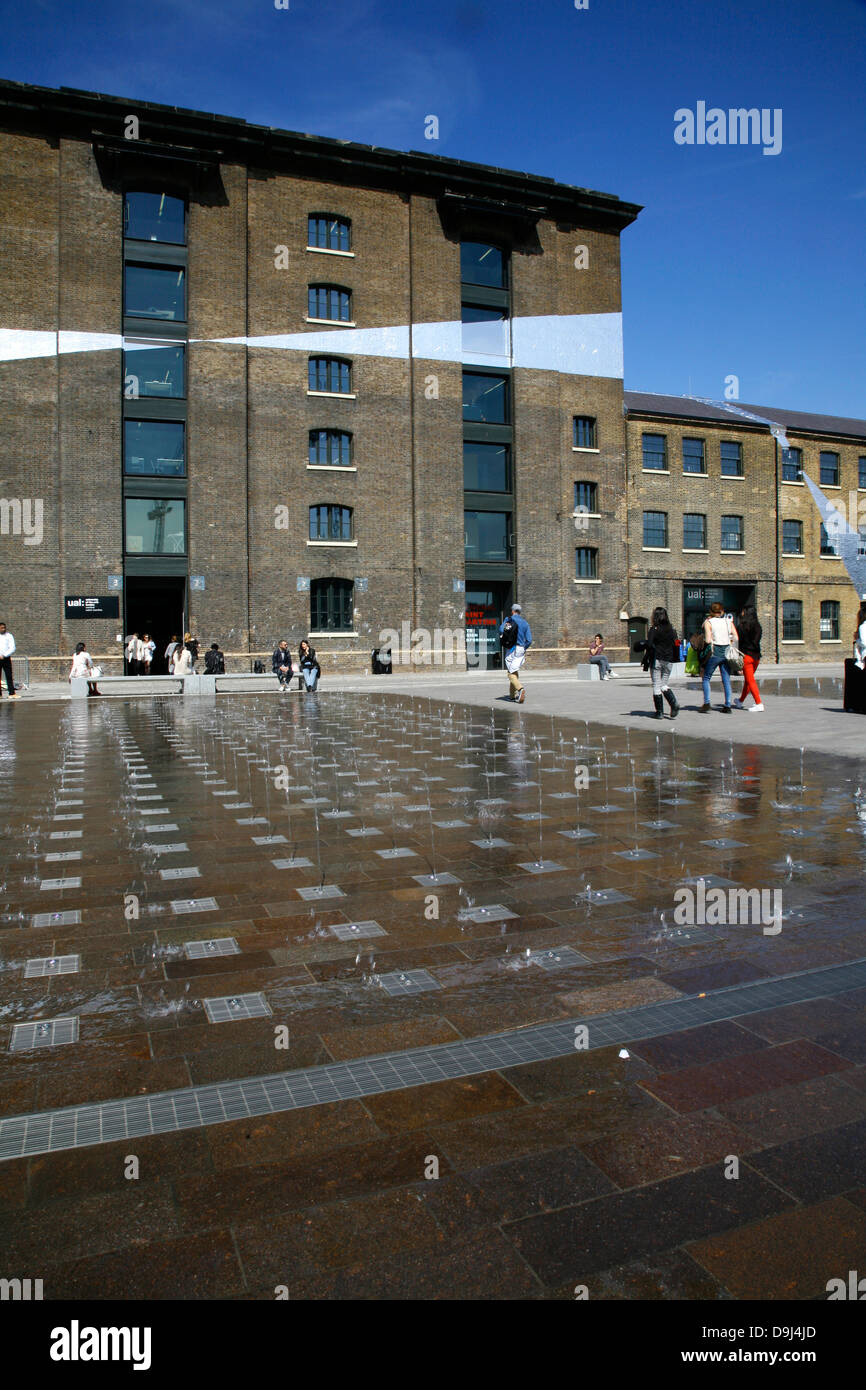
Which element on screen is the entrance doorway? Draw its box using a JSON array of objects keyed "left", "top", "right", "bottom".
[
  {"left": 465, "top": 583, "right": 511, "bottom": 670},
  {"left": 627, "top": 617, "right": 648, "bottom": 663},
  {"left": 682, "top": 583, "right": 756, "bottom": 641},
  {"left": 124, "top": 576, "right": 186, "bottom": 674}
]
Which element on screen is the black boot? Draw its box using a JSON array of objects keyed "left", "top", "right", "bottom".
[
  {"left": 663, "top": 688, "right": 679, "bottom": 718},
  {"left": 653, "top": 694, "right": 665, "bottom": 719}
]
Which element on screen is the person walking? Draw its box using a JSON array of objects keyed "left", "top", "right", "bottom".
[
  {"left": 165, "top": 634, "right": 181, "bottom": 674},
  {"left": 69, "top": 641, "right": 102, "bottom": 696},
  {"left": 204, "top": 642, "right": 225, "bottom": 674},
  {"left": 635, "top": 606, "right": 680, "bottom": 719},
  {"left": 734, "top": 606, "right": 764, "bottom": 712},
  {"left": 272, "top": 639, "right": 293, "bottom": 692},
  {"left": 699, "top": 602, "right": 737, "bottom": 713},
  {"left": 297, "top": 639, "right": 321, "bottom": 692},
  {"left": 498, "top": 603, "right": 532, "bottom": 703},
  {"left": 125, "top": 632, "right": 140, "bottom": 676},
  {"left": 184, "top": 631, "right": 199, "bottom": 673},
  {"left": 588, "top": 633, "right": 616, "bottom": 680},
  {"left": 141, "top": 633, "right": 155, "bottom": 675},
  {"left": 0, "top": 622, "right": 19, "bottom": 698},
  {"left": 173, "top": 641, "right": 193, "bottom": 676}
]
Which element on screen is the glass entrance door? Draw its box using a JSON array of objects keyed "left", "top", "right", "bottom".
[{"left": 465, "top": 584, "right": 511, "bottom": 670}]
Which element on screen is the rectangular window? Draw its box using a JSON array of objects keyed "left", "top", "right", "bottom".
[
  {"left": 460, "top": 242, "right": 507, "bottom": 288},
  {"left": 859, "top": 525, "right": 866, "bottom": 556},
  {"left": 124, "top": 498, "right": 186, "bottom": 555},
  {"left": 820, "top": 600, "right": 840, "bottom": 641},
  {"left": 820, "top": 451, "right": 840, "bottom": 486},
  {"left": 782, "top": 599, "right": 802, "bottom": 641},
  {"left": 781, "top": 447, "right": 803, "bottom": 483},
  {"left": 820, "top": 523, "right": 839, "bottom": 556},
  {"left": 308, "top": 358, "right": 351, "bottom": 393},
  {"left": 123, "top": 192, "right": 186, "bottom": 244},
  {"left": 721, "top": 515, "right": 744, "bottom": 550},
  {"left": 575, "top": 547, "right": 598, "bottom": 579},
  {"left": 573, "top": 417, "right": 598, "bottom": 449},
  {"left": 124, "top": 264, "right": 185, "bottom": 321},
  {"left": 463, "top": 443, "right": 510, "bottom": 492},
  {"left": 310, "top": 505, "right": 352, "bottom": 541},
  {"left": 124, "top": 342, "right": 185, "bottom": 399},
  {"left": 682, "top": 438, "right": 706, "bottom": 474},
  {"left": 574, "top": 481, "right": 598, "bottom": 513},
  {"left": 643, "top": 510, "right": 668, "bottom": 548},
  {"left": 461, "top": 305, "right": 510, "bottom": 361},
  {"left": 307, "top": 216, "right": 351, "bottom": 252},
  {"left": 462, "top": 372, "right": 509, "bottom": 424},
  {"left": 860, "top": 457, "right": 866, "bottom": 490},
  {"left": 720, "top": 441, "right": 744, "bottom": 477},
  {"left": 683, "top": 513, "right": 707, "bottom": 549},
  {"left": 309, "top": 430, "right": 352, "bottom": 467},
  {"left": 782, "top": 519, "right": 803, "bottom": 554},
  {"left": 642, "top": 433, "right": 667, "bottom": 471},
  {"left": 124, "top": 420, "right": 185, "bottom": 477},
  {"left": 311, "top": 577, "right": 353, "bottom": 632},
  {"left": 464, "top": 510, "right": 511, "bottom": 561},
  {"left": 308, "top": 286, "right": 351, "bottom": 322}
]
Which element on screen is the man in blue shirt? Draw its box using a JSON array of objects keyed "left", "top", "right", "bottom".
[{"left": 499, "top": 603, "right": 532, "bottom": 703}]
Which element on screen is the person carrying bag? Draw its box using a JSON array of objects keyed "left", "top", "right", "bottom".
[{"left": 699, "top": 604, "right": 737, "bottom": 713}]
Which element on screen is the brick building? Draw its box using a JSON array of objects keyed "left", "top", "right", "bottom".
[
  {"left": 0, "top": 80, "right": 862, "bottom": 678},
  {"left": 0, "top": 79, "right": 639, "bottom": 676}
]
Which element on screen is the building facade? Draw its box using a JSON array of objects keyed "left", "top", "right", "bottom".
[{"left": 0, "top": 80, "right": 862, "bottom": 677}]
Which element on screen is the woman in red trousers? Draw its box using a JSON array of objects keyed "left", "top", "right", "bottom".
[{"left": 734, "top": 606, "right": 764, "bottom": 712}]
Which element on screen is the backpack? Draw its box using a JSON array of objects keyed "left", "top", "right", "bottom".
[
  {"left": 500, "top": 617, "right": 519, "bottom": 651},
  {"left": 204, "top": 650, "right": 224, "bottom": 674},
  {"left": 252, "top": 659, "right": 265, "bottom": 674}
]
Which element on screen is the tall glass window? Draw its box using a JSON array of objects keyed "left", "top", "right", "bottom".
[
  {"left": 575, "top": 547, "right": 598, "bottom": 579},
  {"left": 124, "top": 342, "right": 185, "bottom": 399},
  {"left": 461, "top": 305, "right": 510, "bottom": 361},
  {"left": 311, "top": 578, "right": 353, "bottom": 631},
  {"left": 124, "top": 265, "right": 185, "bottom": 321},
  {"left": 309, "top": 430, "right": 352, "bottom": 467},
  {"left": 308, "top": 357, "right": 351, "bottom": 393},
  {"left": 820, "top": 601, "right": 840, "bottom": 640},
  {"left": 782, "top": 447, "right": 803, "bottom": 482},
  {"left": 782, "top": 520, "right": 803, "bottom": 554},
  {"left": 860, "top": 457, "right": 866, "bottom": 490},
  {"left": 463, "top": 443, "right": 510, "bottom": 492},
  {"left": 309, "top": 505, "right": 353, "bottom": 541},
  {"left": 820, "top": 523, "right": 839, "bottom": 556},
  {"left": 721, "top": 515, "right": 744, "bottom": 550},
  {"left": 642, "top": 434, "right": 667, "bottom": 471},
  {"left": 124, "top": 420, "right": 185, "bottom": 477},
  {"left": 783, "top": 600, "right": 803, "bottom": 640},
  {"left": 573, "top": 417, "right": 598, "bottom": 449},
  {"left": 643, "top": 511, "right": 668, "bottom": 547},
  {"left": 820, "top": 451, "right": 840, "bottom": 486},
  {"left": 460, "top": 242, "right": 507, "bottom": 288},
  {"left": 308, "top": 285, "right": 352, "bottom": 322},
  {"left": 123, "top": 192, "right": 186, "bottom": 244},
  {"left": 124, "top": 498, "right": 186, "bottom": 555},
  {"left": 720, "top": 441, "right": 744, "bottom": 477},
  {"left": 308, "top": 215, "right": 351, "bottom": 252},
  {"left": 574, "top": 481, "right": 598, "bottom": 512},
  {"left": 464, "top": 511, "right": 511, "bottom": 561},
  {"left": 462, "top": 373, "right": 508, "bottom": 423},
  {"left": 683, "top": 513, "right": 707, "bottom": 549},
  {"left": 682, "top": 438, "right": 706, "bottom": 474}
]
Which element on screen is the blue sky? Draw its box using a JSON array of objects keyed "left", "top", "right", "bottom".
[{"left": 3, "top": 0, "right": 864, "bottom": 416}]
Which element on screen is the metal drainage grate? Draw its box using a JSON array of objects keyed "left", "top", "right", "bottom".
[
  {"left": 329, "top": 920, "right": 387, "bottom": 942},
  {"left": 160, "top": 867, "right": 200, "bottom": 880},
  {"left": 39, "top": 877, "right": 82, "bottom": 891},
  {"left": 518, "top": 860, "right": 566, "bottom": 875},
  {"left": 44, "top": 851, "right": 82, "bottom": 863},
  {"left": 31, "top": 910, "right": 81, "bottom": 928},
  {"left": 296, "top": 884, "right": 345, "bottom": 900},
  {"left": 377, "top": 969, "right": 441, "bottom": 996},
  {"left": 171, "top": 897, "right": 218, "bottom": 915},
  {"left": 185, "top": 938, "right": 240, "bottom": 959},
  {"left": 413, "top": 873, "right": 462, "bottom": 888},
  {"left": 10, "top": 1017, "right": 79, "bottom": 1051},
  {"left": 272, "top": 857, "right": 313, "bottom": 870},
  {"left": 252, "top": 835, "right": 287, "bottom": 845},
  {"left": 462, "top": 904, "right": 517, "bottom": 924},
  {"left": 24, "top": 955, "right": 81, "bottom": 978},
  {"left": 375, "top": 848, "right": 417, "bottom": 859},
  {"left": 202, "top": 993, "right": 272, "bottom": 1023},
  {"left": 49, "top": 831, "right": 83, "bottom": 840},
  {"left": 146, "top": 843, "right": 188, "bottom": 855}
]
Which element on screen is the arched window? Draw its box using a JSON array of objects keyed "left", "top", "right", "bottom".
[
  {"left": 308, "top": 357, "right": 352, "bottom": 394},
  {"left": 307, "top": 214, "right": 351, "bottom": 252},
  {"left": 308, "top": 285, "right": 352, "bottom": 322},
  {"left": 309, "top": 430, "right": 352, "bottom": 467},
  {"left": 311, "top": 578, "right": 354, "bottom": 632},
  {"left": 310, "top": 505, "right": 353, "bottom": 541}
]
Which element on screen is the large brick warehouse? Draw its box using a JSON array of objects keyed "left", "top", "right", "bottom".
[{"left": 0, "top": 80, "right": 863, "bottom": 677}]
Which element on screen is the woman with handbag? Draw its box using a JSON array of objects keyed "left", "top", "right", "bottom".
[
  {"left": 634, "top": 606, "right": 680, "bottom": 719},
  {"left": 699, "top": 603, "right": 738, "bottom": 713},
  {"left": 734, "top": 606, "right": 764, "bottom": 711},
  {"left": 69, "top": 641, "right": 102, "bottom": 697}
]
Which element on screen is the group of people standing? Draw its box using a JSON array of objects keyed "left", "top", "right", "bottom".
[{"left": 634, "top": 602, "right": 764, "bottom": 718}]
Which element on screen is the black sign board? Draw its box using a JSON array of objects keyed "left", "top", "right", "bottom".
[{"left": 64, "top": 596, "right": 120, "bottom": 620}]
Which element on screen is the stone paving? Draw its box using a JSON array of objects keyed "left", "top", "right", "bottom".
[{"left": 1, "top": 690, "right": 865, "bottom": 1300}]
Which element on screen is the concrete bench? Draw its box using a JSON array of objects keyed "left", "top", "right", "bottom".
[
  {"left": 576, "top": 664, "right": 601, "bottom": 681},
  {"left": 70, "top": 675, "right": 185, "bottom": 699}
]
